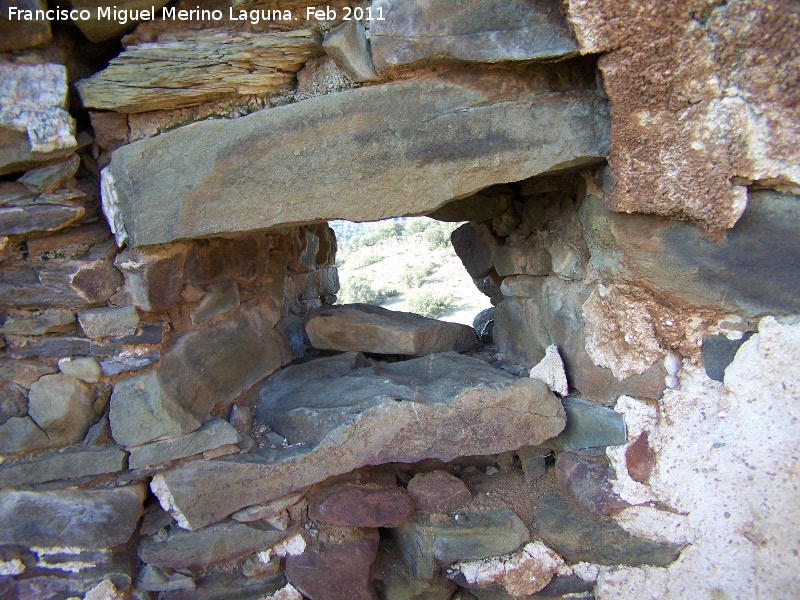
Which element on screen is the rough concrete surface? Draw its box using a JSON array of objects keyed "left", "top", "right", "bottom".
[{"left": 598, "top": 318, "right": 800, "bottom": 598}]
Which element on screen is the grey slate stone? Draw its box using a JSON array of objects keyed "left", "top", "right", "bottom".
[
  {"left": 0, "top": 416, "right": 50, "bottom": 453},
  {"left": 151, "top": 352, "right": 565, "bottom": 530},
  {"left": 101, "top": 69, "right": 608, "bottom": 247},
  {"left": 27, "top": 373, "right": 96, "bottom": 448},
  {"left": 583, "top": 190, "right": 800, "bottom": 317},
  {"left": 99, "top": 351, "right": 160, "bottom": 376},
  {"left": 544, "top": 397, "right": 627, "bottom": 452},
  {"left": 59, "top": 356, "right": 103, "bottom": 383},
  {"left": 0, "top": 380, "right": 28, "bottom": 426},
  {"left": 78, "top": 305, "right": 140, "bottom": 339},
  {"left": 393, "top": 508, "right": 530, "bottom": 579},
  {"left": 128, "top": 417, "right": 240, "bottom": 469},
  {"left": 137, "top": 521, "right": 286, "bottom": 569},
  {"left": 701, "top": 333, "right": 755, "bottom": 382},
  {"left": 0, "top": 309, "right": 75, "bottom": 335},
  {"left": 157, "top": 308, "right": 291, "bottom": 422},
  {"left": 109, "top": 370, "right": 201, "bottom": 448},
  {"left": 533, "top": 491, "right": 683, "bottom": 566},
  {"left": 0, "top": 445, "right": 127, "bottom": 488},
  {"left": 0, "top": 485, "right": 146, "bottom": 549},
  {"left": 18, "top": 153, "right": 81, "bottom": 193},
  {"left": 370, "top": 0, "right": 579, "bottom": 71}
]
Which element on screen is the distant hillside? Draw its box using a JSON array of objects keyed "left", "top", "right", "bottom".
[{"left": 330, "top": 218, "right": 492, "bottom": 326}]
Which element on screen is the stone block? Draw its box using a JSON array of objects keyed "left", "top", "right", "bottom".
[
  {"left": 0, "top": 0, "right": 51, "bottom": 51},
  {"left": 128, "top": 417, "right": 240, "bottom": 469},
  {"left": 138, "top": 521, "right": 286, "bottom": 569},
  {"left": 286, "top": 529, "right": 379, "bottom": 600},
  {"left": 371, "top": 0, "right": 578, "bottom": 71},
  {"left": 0, "top": 63, "right": 76, "bottom": 176},
  {"left": 393, "top": 508, "right": 530, "bottom": 579},
  {"left": 0, "top": 485, "right": 146, "bottom": 549},
  {"left": 28, "top": 373, "right": 96, "bottom": 448},
  {"left": 309, "top": 482, "right": 414, "bottom": 528},
  {"left": 150, "top": 352, "right": 565, "bottom": 530},
  {"left": 323, "top": 18, "right": 378, "bottom": 82},
  {"left": 0, "top": 445, "right": 127, "bottom": 488},
  {"left": 305, "top": 303, "right": 476, "bottom": 356},
  {"left": 109, "top": 371, "right": 201, "bottom": 448},
  {"left": 78, "top": 305, "right": 140, "bottom": 339},
  {"left": 407, "top": 470, "right": 472, "bottom": 514},
  {"left": 533, "top": 491, "right": 682, "bottom": 566}
]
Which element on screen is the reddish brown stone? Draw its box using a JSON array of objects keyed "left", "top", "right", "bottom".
[
  {"left": 626, "top": 431, "right": 656, "bottom": 484},
  {"left": 286, "top": 529, "right": 379, "bottom": 600},
  {"left": 555, "top": 452, "right": 629, "bottom": 516},
  {"left": 407, "top": 470, "right": 472, "bottom": 514},
  {"left": 309, "top": 482, "right": 414, "bottom": 528}
]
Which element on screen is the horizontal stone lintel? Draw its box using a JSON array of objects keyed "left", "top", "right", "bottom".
[{"left": 102, "top": 69, "right": 609, "bottom": 247}]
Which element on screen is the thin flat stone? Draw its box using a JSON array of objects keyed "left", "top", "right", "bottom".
[
  {"left": 305, "top": 303, "right": 476, "bottom": 355},
  {"left": 128, "top": 417, "right": 240, "bottom": 469},
  {"left": 0, "top": 445, "right": 127, "bottom": 488},
  {"left": 150, "top": 352, "right": 565, "bottom": 530}
]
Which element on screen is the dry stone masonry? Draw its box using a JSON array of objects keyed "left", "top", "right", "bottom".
[{"left": 0, "top": 1, "right": 798, "bottom": 599}]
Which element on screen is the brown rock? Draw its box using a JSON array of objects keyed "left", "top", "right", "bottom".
[
  {"left": 17, "top": 154, "right": 80, "bottom": 194},
  {"left": 407, "top": 470, "right": 472, "bottom": 514},
  {"left": 114, "top": 243, "right": 188, "bottom": 312},
  {"left": 157, "top": 306, "right": 291, "bottom": 422},
  {"left": 0, "top": 0, "right": 51, "bottom": 51},
  {"left": 566, "top": 0, "right": 800, "bottom": 231},
  {"left": 25, "top": 223, "right": 111, "bottom": 259},
  {"left": 68, "top": 0, "right": 171, "bottom": 42},
  {"left": 492, "top": 240, "right": 551, "bottom": 277},
  {"left": 286, "top": 529, "right": 379, "bottom": 600},
  {"left": 626, "top": 431, "right": 656, "bottom": 484},
  {"left": 555, "top": 452, "right": 629, "bottom": 516},
  {"left": 305, "top": 304, "right": 476, "bottom": 356},
  {"left": 309, "top": 482, "right": 414, "bottom": 528}
]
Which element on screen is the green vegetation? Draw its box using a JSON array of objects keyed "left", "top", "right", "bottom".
[{"left": 407, "top": 291, "right": 457, "bottom": 318}]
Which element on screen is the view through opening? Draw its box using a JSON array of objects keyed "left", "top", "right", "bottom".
[{"left": 330, "top": 217, "right": 491, "bottom": 326}]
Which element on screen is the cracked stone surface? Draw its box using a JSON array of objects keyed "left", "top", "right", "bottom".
[{"left": 150, "top": 352, "right": 565, "bottom": 529}]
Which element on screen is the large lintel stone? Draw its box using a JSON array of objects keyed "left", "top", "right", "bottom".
[{"left": 102, "top": 68, "right": 609, "bottom": 247}]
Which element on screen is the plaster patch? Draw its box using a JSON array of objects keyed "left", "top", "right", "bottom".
[
  {"left": 605, "top": 318, "right": 800, "bottom": 598},
  {"left": 151, "top": 474, "right": 191, "bottom": 530}
]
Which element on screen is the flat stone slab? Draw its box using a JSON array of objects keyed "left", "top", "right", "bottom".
[
  {"left": 371, "top": 0, "right": 579, "bottom": 72},
  {"left": 138, "top": 521, "right": 286, "bottom": 569},
  {"left": 393, "top": 508, "right": 530, "bottom": 579},
  {"left": 0, "top": 485, "right": 146, "bottom": 549},
  {"left": 151, "top": 352, "right": 565, "bottom": 529},
  {"left": 305, "top": 303, "right": 476, "bottom": 355},
  {"left": 101, "top": 68, "right": 608, "bottom": 246},
  {"left": 128, "top": 417, "right": 240, "bottom": 469},
  {"left": 583, "top": 190, "right": 800, "bottom": 316},
  {"left": 0, "top": 445, "right": 127, "bottom": 488},
  {"left": 533, "top": 491, "right": 683, "bottom": 566}
]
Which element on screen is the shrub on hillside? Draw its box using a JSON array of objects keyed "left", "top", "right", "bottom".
[{"left": 408, "top": 291, "right": 456, "bottom": 318}]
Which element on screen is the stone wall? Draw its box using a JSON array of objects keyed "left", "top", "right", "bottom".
[{"left": 0, "top": 1, "right": 798, "bottom": 599}]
